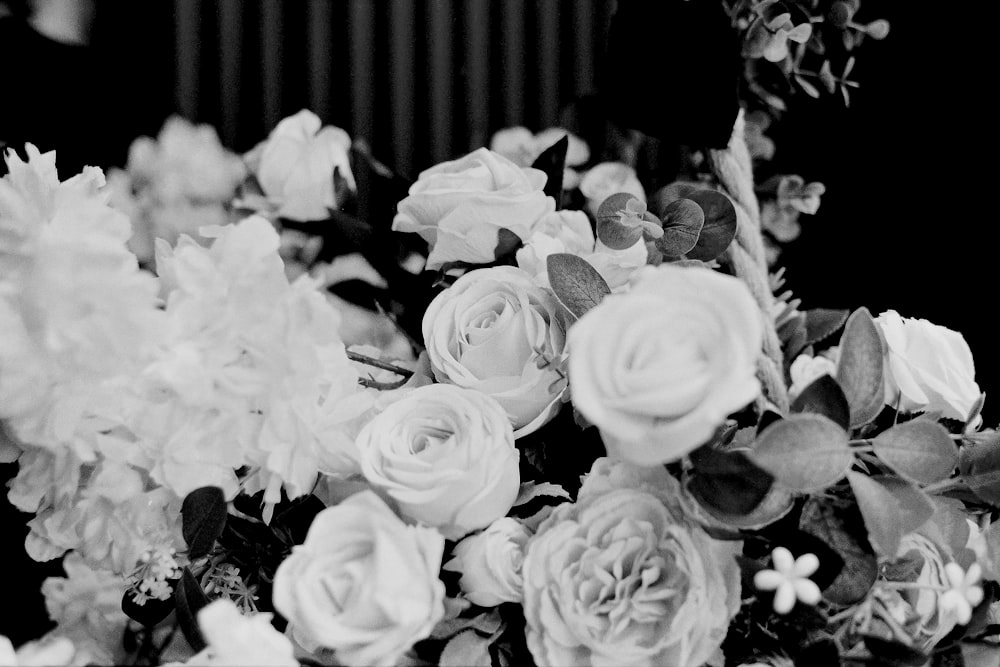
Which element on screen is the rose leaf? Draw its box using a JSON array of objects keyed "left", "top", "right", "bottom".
[
  {"left": 749, "top": 413, "right": 852, "bottom": 492},
  {"left": 799, "top": 497, "right": 878, "bottom": 604},
  {"left": 687, "top": 445, "right": 774, "bottom": 517},
  {"left": 921, "top": 496, "right": 972, "bottom": 559},
  {"left": 835, "top": 307, "right": 885, "bottom": 428},
  {"left": 959, "top": 430, "right": 1000, "bottom": 504},
  {"left": 847, "top": 473, "right": 934, "bottom": 559},
  {"left": 531, "top": 134, "right": 568, "bottom": 208},
  {"left": 684, "top": 190, "right": 738, "bottom": 262},
  {"left": 872, "top": 419, "right": 959, "bottom": 485},
  {"left": 596, "top": 192, "right": 645, "bottom": 250},
  {"left": 655, "top": 198, "right": 704, "bottom": 257},
  {"left": 546, "top": 253, "right": 612, "bottom": 320},
  {"left": 804, "top": 308, "right": 850, "bottom": 347},
  {"left": 790, "top": 374, "right": 851, "bottom": 431},
  {"left": 439, "top": 630, "right": 494, "bottom": 667},
  {"left": 181, "top": 486, "right": 228, "bottom": 560},
  {"left": 174, "top": 567, "right": 210, "bottom": 652}
]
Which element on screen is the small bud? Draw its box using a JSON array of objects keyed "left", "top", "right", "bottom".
[
  {"left": 827, "top": 2, "right": 853, "bottom": 28},
  {"left": 864, "top": 19, "right": 890, "bottom": 40}
]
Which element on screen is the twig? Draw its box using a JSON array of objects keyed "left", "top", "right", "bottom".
[{"left": 346, "top": 350, "right": 414, "bottom": 378}]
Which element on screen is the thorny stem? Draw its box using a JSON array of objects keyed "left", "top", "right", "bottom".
[{"left": 347, "top": 350, "right": 414, "bottom": 390}]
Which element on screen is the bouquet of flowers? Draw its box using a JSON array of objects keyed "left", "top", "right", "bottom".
[{"left": 2, "top": 3, "right": 998, "bottom": 666}]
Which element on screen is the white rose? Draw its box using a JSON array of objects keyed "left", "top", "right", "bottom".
[
  {"left": 392, "top": 148, "right": 555, "bottom": 270},
  {"left": 253, "top": 109, "right": 355, "bottom": 221},
  {"left": 579, "top": 162, "right": 646, "bottom": 217},
  {"left": 422, "top": 266, "right": 569, "bottom": 436},
  {"left": 273, "top": 491, "right": 445, "bottom": 666},
  {"left": 356, "top": 384, "right": 520, "bottom": 539},
  {"left": 444, "top": 517, "right": 531, "bottom": 606},
  {"left": 180, "top": 599, "right": 296, "bottom": 667},
  {"left": 569, "top": 264, "right": 762, "bottom": 465},
  {"left": 875, "top": 310, "right": 981, "bottom": 421},
  {"left": 0, "top": 635, "right": 76, "bottom": 667},
  {"left": 788, "top": 352, "right": 838, "bottom": 400}
]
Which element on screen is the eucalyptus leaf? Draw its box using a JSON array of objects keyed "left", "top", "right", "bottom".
[
  {"left": 804, "top": 308, "right": 849, "bottom": 346},
  {"left": 596, "top": 192, "right": 645, "bottom": 250},
  {"left": 649, "top": 181, "right": 701, "bottom": 218},
  {"left": 749, "top": 413, "right": 852, "bottom": 492},
  {"left": 959, "top": 430, "right": 1000, "bottom": 505},
  {"left": 799, "top": 497, "right": 877, "bottom": 604},
  {"left": 174, "top": 567, "right": 210, "bottom": 652},
  {"left": 546, "top": 253, "right": 612, "bottom": 320},
  {"left": 790, "top": 374, "right": 851, "bottom": 430},
  {"left": 655, "top": 198, "right": 704, "bottom": 257},
  {"left": 685, "top": 190, "right": 738, "bottom": 262},
  {"left": 181, "top": 486, "right": 227, "bottom": 560},
  {"left": 835, "top": 307, "right": 885, "bottom": 428},
  {"left": 531, "top": 134, "right": 568, "bottom": 207},
  {"left": 873, "top": 419, "right": 958, "bottom": 485}
]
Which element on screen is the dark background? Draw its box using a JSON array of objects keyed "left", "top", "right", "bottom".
[{"left": 1, "top": 0, "right": 995, "bottom": 646}]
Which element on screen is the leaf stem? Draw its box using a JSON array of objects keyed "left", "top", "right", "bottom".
[
  {"left": 921, "top": 477, "right": 965, "bottom": 495},
  {"left": 876, "top": 581, "right": 948, "bottom": 592},
  {"left": 346, "top": 350, "right": 415, "bottom": 378}
]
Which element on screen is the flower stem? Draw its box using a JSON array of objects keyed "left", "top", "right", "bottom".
[
  {"left": 347, "top": 350, "right": 414, "bottom": 390},
  {"left": 877, "top": 581, "right": 948, "bottom": 592}
]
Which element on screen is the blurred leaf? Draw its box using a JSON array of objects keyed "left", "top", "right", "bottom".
[
  {"left": 174, "top": 567, "right": 210, "bottom": 652},
  {"left": 962, "top": 643, "right": 1000, "bottom": 667},
  {"left": 848, "top": 473, "right": 934, "bottom": 559},
  {"left": 688, "top": 445, "right": 774, "bottom": 516},
  {"left": 656, "top": 198, "right": 704, "bottom": 257},
  {"left": 531, "top": 134, "right": 568, "bottom": 208},
  {"left": 270, "top": 494, "right": 326, "bottom": 546},
  {"left": 596, "top": 192, "right": 645, "bottom": 250},
  {"left": 873, "top": 420, "right": 959, "bottom": 485},
  {"left": 439, "top": 630, "right": 493, "bottom": 667},
  {"left": 981, "top": 520, "right": 1000, "bottom": 582},
  {"left": 835, "top": 307, "right": 885, "bottom": 428},
  {"left": 181, "top": 486, "right": 227, "bottom": 560},
  {"left": 750, "top": 414, "right": 852, "bottom": 492},
  {"left": 921, "top": 497, "right": 972, "bottom": 559},
  {"left": 800, "top": 497, "right": 877, "bottom": 604},
  {"left": 966, "top": 393, "right": 987, "bottom": 430},
  {"left": 804, "top": 308, "right": 849, "bottom": 347},
  {"left": 790, "top": 374, "right": 851, "bottom": 431},
  {"left": 546, "top": 253, "right": 612, "bottom": 320},
  {"left": 493, "top": 227, "right": 523, "bottom": 262},
  {"left": 959, "top": 430, "right": 1000, "bottom": 504},
  {"left": 685, "top": 190, "right": 738, "bottom": 262},
  {"left": 795, "top": 75, "right": 821, "bottom": 99},
  {"left": 513, "top": 481, "right": 571, "bottom": 507},
  {"left": 861, "top": 635, "right": 928, "bottom": 666}
]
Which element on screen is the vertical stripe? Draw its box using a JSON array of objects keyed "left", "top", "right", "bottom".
[
  {"left": 500, "top": 0, "right": 524, "bottom": 126},
  {"left": 261, "top": 0, "right": 284, "bottom": 130},
  {"left": 572, "top": 1, "right": 596, "bottom": 98},
  {"left": 174, "top": 0, "right": 201, "bottom": 119},
  {"left": 389, "top": 1, "right": 416, "bottom": 177},
  {"left": 217, "top": 0, "right": 242, "bottom": 146},
  {"left": 464, "top": 0, "right": 490, "bottom": 150},
  {"left": 427, "top": 0, "right": 454, "bottom": 164},
  {"left": 348, "top": 0, "right": 375, "bottom": 143},
  {"left": 307, "top": 0, "right": 333, "bottom": 120},
  {"left": 537, "top": 1, "right": 560, "bottom": 127}
]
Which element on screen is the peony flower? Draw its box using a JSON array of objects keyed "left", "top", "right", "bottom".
[
  {"left": 356, "top": 384, "right": 520, "bottom": 539},
  {"left": 177, "top": 599, "right": 297, "bottom": 667},
  {"left": 578, "top": 162, "right": 646, "bottom": 217},
  {"left": 875, "top": 310, "right": 982, "bottom": 422},
  {"left": 568, "top": 264, "right": 762, "bottom": 465},
  {"left": 422, "top": 266, "right": 569, "bottom": 436},
  {"left": 392, "top": 147, "right": 555, "bottom": 270},
  {"left": 249, "top": 109, "right": 355, "bottom": 221},
  {"left": 515, "top": 210, "right": 648, "bottom": 292},
  {"left": 522, "top": 458, "right": 741, "bottom": 667},
  {"left": 788, "top": 352, "right": 838, "bottom": 400},
  {"left": 444, "top": 517, "right": 531, "bottom": 606},
  {"left": 273, "top": 491, "right": 446, "bottom": 666}
]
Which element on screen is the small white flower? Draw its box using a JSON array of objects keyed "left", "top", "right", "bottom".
[
  {"left": 939, "top": 562, "right": 984, "bottom": 625},
  {"left": 754, "top": 547, "right": 822, "bottom": 614}
]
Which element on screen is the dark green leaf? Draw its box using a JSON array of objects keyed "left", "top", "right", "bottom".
[
  {"left": 873, "top": 420, "right": 959, "bottom": 485},
  {"left": 121, "top": 590, "right": 175, "bottom": 627},
  {"left": 921, "top": 497, "right": 972, "bottom": 559},
  {"left": 804, "top": 308, "right": 850, "bottom": 347},
  {"left": 848, "top": 473, "right": 934, "bottom": 559},
  {"left": 546, "top": 253, "right": 612, "bottom": 320},
  {"left": 493, "top": 227, "right": 523, "bottom": 261},
  {"left": 649, "top": 181, "right": 701, "bottom": 218},
  {"left": 531, "top": 134, "right": 568, "bottom": 207},
  {"left": 790, "top": 374, "right": 851, "bottom": 430},
  {"left": 835, "top": 307, "right": 885, "bottom": 428},
  {"left": 685, "top": 190, "right": 738, "bottom": 262},
  {"left": 655, "top": 198, "right": 704, "bottom": 257},
  {"left": 861, "top": 635, "right": 928, "bottom": 666},
  {"left": 800, "top": 497, "right": 878, "bottom": 604},
  {"left": 181, "top": 486, "right": 228, "bottom": 560},
  {"left": 962, "top": 643, "right": 1000, "bottom": 667},
  {"left": 174, "top": 567, "right": 210, "bottom": 652},
  {"left": 687, "top": 445, "right": 773, "bottom": 516},
  {"left": 596, "top": 192, "right": 645, "bottom": 250},
  {"left": 750, "top": 414, "right": 852, "bottom": 491},
  {"left": 959, "top": 430, "right": 1000, "bottom": 505}
]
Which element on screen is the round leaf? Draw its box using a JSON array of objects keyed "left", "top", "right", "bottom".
[
  {"left": 181, "top": 486, "right": 228, "bottom": 560},
  {"left": 546, "top": 253, "right": 612, "bottom": 320},
  {"left": 685, "top": 190, "right": 738, "bottom": 262},
  {"left": 848, "top": 473, "right": 934, "bottom": 559},
  {"left": 835, "top": 307, "right": 885, "bottom": 428},
  {"left": 799, "top": 497, "right": 877, "bottom": 604},
  {"left": 790, "top": 374, "right": 851, "bottom": 431},
  {"left": 655, "top": 198, "right": 704, "bottom": 257},
  {"left": 750, "top": 414, "right": 852, "bottom": 492},
  {"left": 872, "top": 419, "right": 958, "bottom": 485}
]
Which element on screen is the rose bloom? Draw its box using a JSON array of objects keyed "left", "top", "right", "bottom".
[
  {"left": 175, "top": 600, "right": 297, "bottom": 667},
  {"left": 249, "top": 109, "right": 355, "bottom": 221},
  {"left": 0, "top": 636, "right": 76, "bottom": 667},
  {"left": 522, "top": 458, "right": 741, "bottom": 667},
  {"left": 356, "top": 383, "right": 520, "bottom": 539},
  {"left": 569, "top": 264, "right": 762, "bottom": 465},
  {"left": 444, "top": 516, "right": 532, "bottom": 606},
  {"left": 422, "top": 266, "right": 569, "bottom": 436},
  {"left": 578, "top": 162, "right": 646, "bottom": 217},
  {"left": 875, "top": 310, "right": 981, "bottom": 422},
  {"left": 273, "top": 491, "right": 445, "bottom": 667},
  {"left": 392, "top": 147, "right": 555, "bottom": 270}
]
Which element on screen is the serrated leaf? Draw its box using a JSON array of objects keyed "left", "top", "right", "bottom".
[
  {"left": 513, "top": 481, "right": 571, "bottom": 507},
  {"left": 181, "top": 486, "right": 228, "bottom": 560},
  {"left": 685, "top": 190, "right": 738, "bottom": 262},
  {"left": 531, "top": 134, "right": 568, "bottom": 207},
  {"left": 873, "top": 420, "right": 958, "bottom": 485},
  {"left": 959, "top": 430, "right": 1000, "bottom": 505},
  {"left": 596, "top": 192, "right": 646, "bottom": 250},
  {"left": 800, "top": 497, "right": 877, "bottom": 604},
  {"left": 835, "top": 307, "right": 885, "bottom": 428},
  {"left": 848, "top": 473, "right": 934, "bottom": 559},
  {"left": 790, "top": 374, "right": 851, "bottom": 430},
  {"left": 687, "top": 445, "right": 774, "bottom": 516},
  {"left": 920, "top": 497, "right": 971, "bottom": 558},
  {"left": 546, "top": 253, "right": 612, "bottom": 320},
  {"left": 750, "top": 414, "right": 852, "bottom": 491},
  {"left": 174, "top": 567, "right": 210, "bottom": 652},
  {"left": 656, "top": 198, "right": 704, "bottom": 257},
  {"left": 804, "top": 308, "right": 849, "bottom": 346}
]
